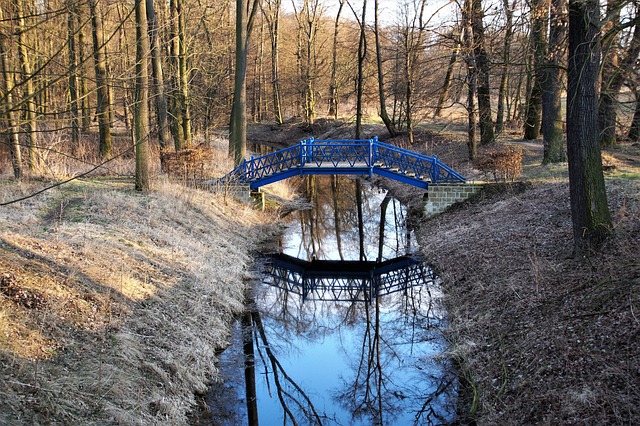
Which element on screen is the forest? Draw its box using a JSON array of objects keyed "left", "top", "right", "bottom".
[{"left": 1, "top": 0, "right": 640, "bottom": 423}]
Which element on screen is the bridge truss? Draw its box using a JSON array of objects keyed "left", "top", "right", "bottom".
[
  {"left": 262, "top": 253, "right": 437, "bottom": 302},
  {"left": 221, "top": 137, "right": 466, "bottom": 189}
]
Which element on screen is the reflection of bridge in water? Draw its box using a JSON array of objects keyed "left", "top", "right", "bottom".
[{"left": 262, "top": 253, "right": 436, "bottom": 302}]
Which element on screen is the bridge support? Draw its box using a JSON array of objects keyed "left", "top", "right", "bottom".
[
  {"left": 251, "top": 189, "right": 265, "bottom": 210},
  {"left": 424, "top": 183, "right": 484, "bottom": 217}
]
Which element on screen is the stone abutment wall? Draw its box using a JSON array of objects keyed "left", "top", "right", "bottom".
[{"left": 424, "top": 183, "right": 484, "bottom": 217}]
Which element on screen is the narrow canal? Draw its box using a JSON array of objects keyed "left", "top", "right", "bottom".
[{"left": 205, "top": 176, "right": 457, "bottom": 425}]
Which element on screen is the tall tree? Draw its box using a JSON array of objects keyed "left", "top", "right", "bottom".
[
  {"left": 541, "top": 0, "right": 567, "bottom": 163},
  {"left": 89, "top": 0, "right": 113, "bottom": 158},
  {"left": 566, "top": 0, "right": 612, "bottom": 251},
  {"left": 146, "top": 0, "right": 170, "bottom": 150},
  {"left": 434, "top": 28, "right": 462, "bottom": 119},
  {"left": 168, "top": 0, "right": 192, "bottom": 150},
  {"left": 328, "top": 0, "right": 345, "bottom": 119},
  {"left": 68, "top": 0, "right": 81, "bottom": 154},
  {"left": 355, "top": 0, "right": 367, "bottom": 139},
  {"left": 262, "top": 0, "right": 283, "bottom": 124},
  {"left": 598, "top": 1, "right": 640, "bottom": 147},
  {"left": 462, "top": 0, "right": 477, "bottom": 159},
  {"left": 134, "top": 0, "right": 151, "bottom": 191},
  {"left": 471, "top": 0, "right": 495, "bottom": 145},
  {"left": 15, "top": 0, "right": 38, "bottom": 169},
  {"left": 524, "top": 0, "right": 546, "bottom": 140},
  {"left": 373, "top": 0, "right": 397, "bottom": 137},
  {"left": 495, "top": 0, "right": 515, "bottom": 133},
  {"left": 0, "top": 4, "right": 23, "bottom": 178},
  {"left": 229, "top": 0, "right": 260, "bottom": 165}
]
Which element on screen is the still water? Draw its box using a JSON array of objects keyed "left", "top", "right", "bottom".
[{"left": 207, "top": 176, "right": 456, "bottom": 425}]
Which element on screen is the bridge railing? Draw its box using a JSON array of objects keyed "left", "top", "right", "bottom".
[
  {"left": 221, "top": 136, "right": 465, "bottom": 188},
  {"left": 374, "top": 140, "right": 466, "bottom": 183}
]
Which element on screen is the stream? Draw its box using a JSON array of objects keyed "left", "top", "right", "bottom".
[{"left": 205, "top": 176, "right": 457, "bottom": 425}]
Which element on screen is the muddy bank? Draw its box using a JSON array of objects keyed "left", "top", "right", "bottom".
[{"left": 0, "top": 179, "right": 279, "bottom": 424}]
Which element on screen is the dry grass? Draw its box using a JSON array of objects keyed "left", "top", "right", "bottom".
[{"left": 0, "top": 167, "right": 279, "bottom": 424}]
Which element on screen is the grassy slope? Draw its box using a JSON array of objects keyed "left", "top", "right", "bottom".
[{"left": 0, "top": 178, "right": 277, "bottom": 424}]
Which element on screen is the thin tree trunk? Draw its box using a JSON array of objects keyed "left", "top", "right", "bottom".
[
  {"left": 374, "top": 0, "right": 397, "bottom": 137},
  {"left": 169, "top": 0, "right": 185, "bottom": 149},
  {"left": 434, "top": 29, "right": 461, "bottom": 118},
  {"left": 177, "top": 0, "right": 191, "bottom": 146},
  {"left": 0, "top": 7, "right": 23, "bottom": 179},
  {"left": 355, "top": 0, "right": 367, "bottom": 139},
  {"left": 68, "top": 0, "right": 81, "bottom": 155},
  {"left": 463, "top": 0, "right": 477, "bottom": 159},
  {"left": 524, "top": 0, "right": 545, "bottom": 140},
  {"left": 598, "top": 3, "right": 640, "bottom": 147},
  {"left": 262, "top": 0, "right": 283, "bottom": 124},
  {"left": 542, "top": 0, "right": 567, "bottom": 163},
  {"left": 15, "top": 0, "right": 38, "bottom": 169},
  {"left": 147, "top": 0, "right": 170, "bottom": 150},
  {"left": 135, "top": 0, "right": 151, "bottom": 191},
  {"left": 495, "top": 0, "right": 515, "bottom": 133},
  {"left": 567, "top": 0, "right": 612, "bottom": 252},
  {"left": 89, "top": 0, "right": 113, "bottom": 158},
  {"left": 328, "top": 0, "right": 345, "bottom": 119},
  {"left": 629, "top": 87, "right": 640, "bottom": 141},
  {"left": 471, "top": 0, "right": 495, "bottom": 145}
]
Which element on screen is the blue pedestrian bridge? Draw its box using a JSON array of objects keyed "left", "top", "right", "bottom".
[{"left": 220, "top": 137, "right": 466, "bottom": 189}]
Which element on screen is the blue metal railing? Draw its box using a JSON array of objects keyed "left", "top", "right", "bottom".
[{"left": 221, "top": 137, "right": 465, "bottom": 189}]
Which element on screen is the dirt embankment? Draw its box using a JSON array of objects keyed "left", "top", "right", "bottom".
[
  {"left": 374, "top": 132, "right": 640, "bottom": 424},
  {"left": 0, "top": 178, "right": 279, "bottom": 424}
]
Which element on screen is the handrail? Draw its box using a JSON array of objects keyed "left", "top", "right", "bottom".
[{"left": 221, "top": 137, "right": 466, "bottom": 189}]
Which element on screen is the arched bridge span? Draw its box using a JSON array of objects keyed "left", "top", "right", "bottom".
[{"left": 221, "top": 137, "right": 465, "bottom": 189}]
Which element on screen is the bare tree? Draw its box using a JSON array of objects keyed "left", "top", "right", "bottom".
[
  {"left": 541, "top": 0, "right": 567, "bottom": 163},
  {"left": 135, "top": 0, "right": 151, "bottom": 191},
  {"left": 147, "top": 0, "right": 171, "bottom": 150},
  {"left": 89, "top": 0, "right": 113, "bottom": 159},
  {"left": 374, "top": 0, "right": 397, "bottom": 137},
  {"left": 262, "top": 0, "right": 284, "bottom": 124},
  {"left": 471, "top": 0, "right": 495, "bottom": 145},
  {"left": 495, "top": 0, "right": 515, "bottom": 133},
  {"left": 566, "top": 0, "right": 612, "bottom": 251}
]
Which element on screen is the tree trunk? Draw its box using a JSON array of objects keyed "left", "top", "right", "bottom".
[
  {"left": 355, "top": 0, "right": 367, "bottom": 140},
  {"left": 177, "top": 0, "right": 191, "bottom": 147},
  {"left": 328, "top": 0, "right": 345, "bottom": 119},
  {"left": 0, "top": 6, "right": 23, "bottom": 179},
  {"left": 169, "top": 0, "right": 185, "bottom": 149},
  {"left": 15, "top": 0, "right": 38, "bottom": 169},
  {"left": 462, "top": 0, "right": 477, "bottom": 159},
  {"left": 542, "top": 0, "right": 567, "bottom": 163},
  {"left": 434, "top": 29, "right": 461, "bottom": 119},
  {"left": 629, "top": 87, "right": 640, "bottom": 141},
  {"left": 68, "top": 0, "right": 80, "bottom": 154},
  {"left": 598, "top": 3, "right": 640, "bottom": 147},
  {"left": 566, "top": 0, "right": 612, "bottom": 252},
  {"left": 374, "top": 0, "right": 397, "bottom": 137},
  {"left": 524, "top": 0, "right": 546, "bottom": 141},
  {"left": 89, "top": 0, "right": 113, "bottom": 158},
  {"left": 135, "top": 0, "right": 151, "bottom": 191},
  {"left": 146, "top": 0, "right": 171, "bottom": 150},
  {"left": 495, "top": 0, "right": 515, "bottom": 133},
  {"left": 230, "top": 0, "right": 260, "bottom": 165},
  {"left": 471, "top": 0, "right": 495, "bottom": 145},
  {"left": 262, "top": 0, "right": 283, "bottom": 124}
]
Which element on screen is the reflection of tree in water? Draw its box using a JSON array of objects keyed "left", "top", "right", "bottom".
[
  {"left": 290, "top": 176, "right": 408, "bottom": 262},
  {"left": 244, "top": 295, "right": 331, "bottom": 425},
  {"left": 337, "top": 285, "right": 456, "bottom": 426}
]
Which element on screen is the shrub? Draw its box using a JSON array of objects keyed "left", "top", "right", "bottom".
[{"left": 476, "top": 145, "right": 523, "bottom": 182}]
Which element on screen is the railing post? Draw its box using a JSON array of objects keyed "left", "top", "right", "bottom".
[
  {"left": 370, "top": 137, "right": 377, "bottom": 175},
  {"left": 300, "top": 139, "right": 306, "bottom": 167},
  {"left": 431, "top": 154, "right": 440, "bottom": 182}
]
